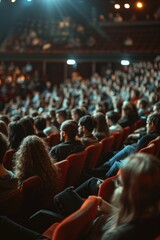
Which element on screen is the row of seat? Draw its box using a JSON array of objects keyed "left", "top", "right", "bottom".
[
  {"left": 138, "top": 136, "right": 160, "bottom": 157},
  {"left": 0, "top": 175, "right": 43, "bottom": 224},
  {"left": 2, "top": 118, "right": 145, "bottom": 171}
]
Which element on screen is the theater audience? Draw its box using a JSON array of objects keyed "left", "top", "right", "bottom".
[
  {"left": 118, "top": 101, "right": 139, "bottom": 128},
  {"left": 87, "top": 153, "right": 160, "bottom": 240},
  {"left": 0, "top": 120, "right": 8, "bottom": 137},
  {"left": 106, "top": 111, "right": 123, "bottom": 134},
  {"left": 13, "top": 135, "right": 59, "bottom": 208},
  {"left": 100, "top": 112, "right": 160, "bottom": 178},
  {"left": 93, "top": 113, "right": 110, "bottom": 141},
  {"left": 78, "top": 115, "right": 99, "bottom": 147},
  {"left": 34, "top": 116, "right": 47, "bottom": 138},
  {"left": 0, "top": 133, "right": 18, "bottom": 201},
  {"left": 20, "top": 116, "right": 36, "bottom": 136},
  {"left": 8, "top": 121, "right": 27, "bottom": 161},
  {"left": 71, "top": 107, "right": 87, "bottom": 123},
  {"left": 56, "top": 110, "right": 68, "bottom": 129},
  {"left": 50, "top": 120, "right": 84, "bottom": 162}
]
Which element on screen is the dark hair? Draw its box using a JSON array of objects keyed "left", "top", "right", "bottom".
[
  {"left": 94, "top": 112, "right": 110, "bottom": 137},
  {"left": 106, "top": 111, "right": 120, "bottom": 124},
  {"left": 8, "top": 121, "right": 26, "bottom": 150},
  {"left": 0, "top": 115, "right": 10, "bottom": 126},
  {"left": 20, "top": 116, "right": 35, "bottom": 136},
  {"left": 56, "top": 110, "right": 68, "bottom": 119},
  {"left": 147, "top": 113, "right": 160, "bottom": 134},
  {"left": 61, "top": 120, "right": 78, "bottom": 139},
  {"left": 79, "top": 115, "right": 97, "bottom": 132},
  {"left": 0, "top": 133, "right": 9, "bottom": 163},
  {"left": 0, "top": 120, "right": 8, "bottom": 137},
  {"left": 34, "top": 116, "right": 46, "bottom": 131},
  {"left": 71, "top": 107, "right": 86, "bottom": 119}
]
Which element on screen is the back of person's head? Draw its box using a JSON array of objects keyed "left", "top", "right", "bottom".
[
  {"left": 61, "top": 120, "right": 78, "bottom": 140},
  {"left": 113, "top": 153, "right": 160, "bottom": 225},
  {"left": 20, "top": 116, "right": 35, "bottom": 136},
  {"left": 71, "top": 107, "right": 86, "bottom": 122},
  {"left": 0, "top": 115, "right": 10, "bottom": 126},
  {"left": 34, "top": 116, "right": 46, "bottom": 131},
  {"left": 0, "top": 120, "right": 8, "bottom": 137},
  {"left": 8, "top": 121, "right": 26, "bottom": 150},
  {"left": 79, "top": 115, "right": 97, "bottom": 133},
  {"left": 106, "top": 111, "right": 120, "bottom": 125},
  {"left": 0, "top": 133, "right": 9, "bottom": 163},
  {"left": 147, "top": 112, "right": 160, "bottom": 133},
  {"left": 14, "top": 135, "right": 58, "bottom": 196}
]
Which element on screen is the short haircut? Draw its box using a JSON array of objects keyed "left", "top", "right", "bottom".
[
  {"left": 106, "top": 110, "right": 120, "bottom": 124},
  {"left": 79, "top": 115, "right": 97, "bottom": 132},
  {"left": 61, "top": 120, "right": 78, "bottom": 139},
  {"left": 56, "top": 110, "right": 67, "bottom": 119}
]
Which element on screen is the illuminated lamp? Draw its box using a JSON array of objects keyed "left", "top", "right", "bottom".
[
  {"left": 124, "top": 3, "right": 130, "bottom": 9},
  {"left": 67, "top": 59, "right": 76, "bottom": 65},
  {"left": 114, "top": 4, "right": 120, "bottom": 9},
  {"left": 121, "top": 60, "right": 130, "bottom": 66},
  {"left": 136, "top": 2, "right": 143, "bottom": 9}
]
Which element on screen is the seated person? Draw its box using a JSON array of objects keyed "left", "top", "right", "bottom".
[
  {"left": 106, "top": 111, "right": 123, "bottom": 134},
  {"left": 99, "top": 153, "right": 160, "bottom": 240},
  {"left": 50, "top": 120, "right": 84, "bottom": 162},
  {"left": 33, "top": 153, "right": 160, "bottom": 240},
  {"left": 118, "top": 101, "right": 139, "bottom": 128},
  {"left": 93, "top": 112, "right": 110, "bottom": 141},
  {"left": 78, "top": 115, "right": 99, "bottom": 147},
  {"left": 101, "top": 112, "right": 160, "bottom": 178},
  {"left": 0, "top": 133, "right": 18, "bottom": 201},
  {"left": 56, "top": 110, "right": 68, "bottom": 129},
  {"left": 34, "top": 116, "right": 47, "bottom": 138}
]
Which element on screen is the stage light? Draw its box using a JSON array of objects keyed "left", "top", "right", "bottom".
[
  {"left": 114, "top": 4, "right": 120, "bottom": 9},
  {"left": 11, "top": 0, "right": 16, "bottom": 2},
  {"left": 124, "top": 3, "right": 130, "bottom": 9},
  {"left": 136, "top": 2, "right": 143, "bottom": 9},
  {"left": 121, "top": 60, "right": 130, "bottom": 66},
  {"left": 67, "top": 59, "right": 76, "bottom": 65}
]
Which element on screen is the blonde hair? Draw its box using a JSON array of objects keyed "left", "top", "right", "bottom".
[{"left": 104, "top": 153, "right": 160, "bottom": 234}]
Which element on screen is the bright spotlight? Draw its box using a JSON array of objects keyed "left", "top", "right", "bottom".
[
  {"left": 114, "top": 4, "right": 120, "bottom": 9},
  {"left": 67, "top": 59, "right": 76, "bottom": 65},
  {"left": 121, "top": 60, "right": 130, "bottom": 66},
  {"left": 136, "top": 2, "right": 143, "bottom": 9},
  {"left": 11, "top": 0, "right": 16, "bottom": 2},
  {"left": 124, "top": 3, "right": 130, "bottom": 9}
]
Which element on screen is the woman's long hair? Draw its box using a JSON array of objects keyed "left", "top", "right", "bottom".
[
  {"left": 94, "top": 112, "right": 110, "bottom": 138},
  {"left": 14, "top": 135, "right": 59, "bottom": 200},
  {"left": 8, "top": 121, "right": 26, "bottom": 150},
  {"left": 104, "top": 153, "right": 160, "bottom": 234}
]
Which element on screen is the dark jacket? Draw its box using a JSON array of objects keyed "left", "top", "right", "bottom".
[{"left": 50, "top": 140, "right": 84, "bottom": 162}]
